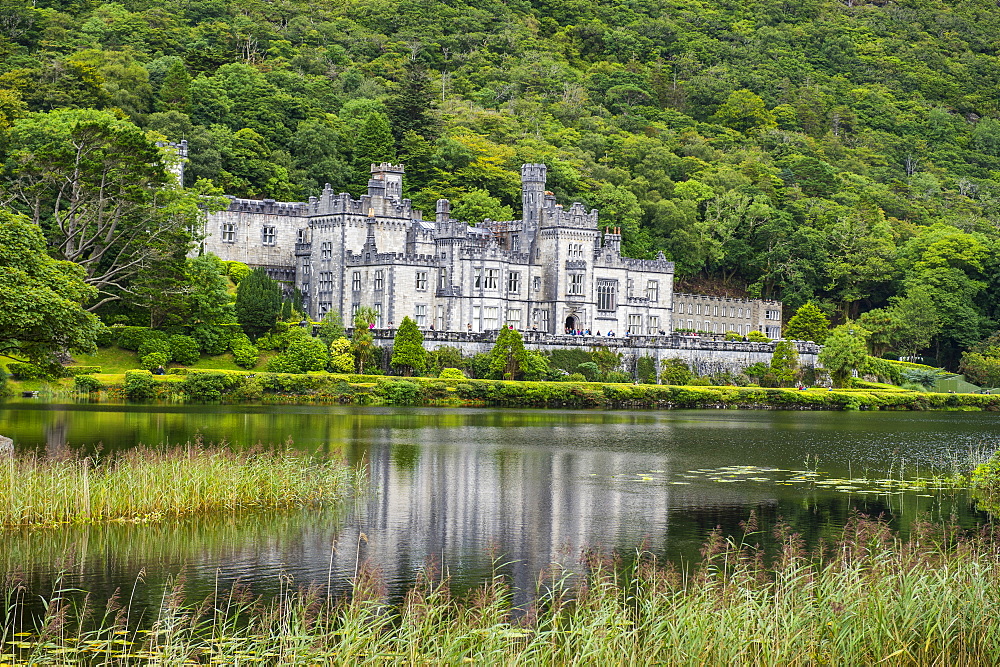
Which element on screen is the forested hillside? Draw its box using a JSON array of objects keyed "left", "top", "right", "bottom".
[{"left": 1, "top": 0, "right": 1000, "bottom": 366}]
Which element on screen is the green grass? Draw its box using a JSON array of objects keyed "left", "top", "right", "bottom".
[
  {"left": 71, "top": 347, "right": 141, "bottom": 373},
  {"left": 6, "top": 515, "right": 1000, "bottom": 665},
  {"left": 0, "top": 442, "right": 357, "bottom": 527}
]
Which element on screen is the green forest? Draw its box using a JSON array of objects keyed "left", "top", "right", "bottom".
[{"left": 2, "top": 0, "right": 1000, "bottom": 370}]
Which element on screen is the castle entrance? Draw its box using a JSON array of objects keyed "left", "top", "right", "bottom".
[{"left": 565, "top": 315, "right": 579, "bottom": 333}]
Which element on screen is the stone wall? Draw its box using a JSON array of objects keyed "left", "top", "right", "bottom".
[{"left": 360, "top": 330, "right": 819, "bottom": 376}]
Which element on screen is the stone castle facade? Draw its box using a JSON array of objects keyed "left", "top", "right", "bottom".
[{"left": 199, "top": 163, "right": 782, "bottom": 338}]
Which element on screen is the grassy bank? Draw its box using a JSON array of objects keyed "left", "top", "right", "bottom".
[
  {"left": 9, "top": 368, "right": 1000, "bottom": 411},
  {"left": 0, "top": 443, "right": 357, "bottom": 527},
  {"left": 5, "top": 515, "right": 1000, "bottom": 664}
]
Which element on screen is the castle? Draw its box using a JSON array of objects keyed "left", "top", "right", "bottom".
[{"left": 198, "top": 163, "right": 782, "bottom": 338}]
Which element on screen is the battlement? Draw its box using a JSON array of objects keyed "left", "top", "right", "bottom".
[{"left": 226, "top": 196, "right": 309, "bottom": 217}]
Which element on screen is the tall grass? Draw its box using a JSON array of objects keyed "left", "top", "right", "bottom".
[
  {"left": 6, "top": 514, "right": 1000, "bottom": 665},
  {"left": 0, "top": 441, "right": 358, "bottom": 527}
]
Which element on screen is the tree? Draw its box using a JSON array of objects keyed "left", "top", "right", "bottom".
[
  {"left": 488, "top": 326, "right": 528, "bottom": 380},
  {"left": 185, "top": 254, "right": 234, "bottom": 325},
  {"left": 235, "top": 268, "right": 281, "bottom": 340},
  {"left": 818, "top": 324, "right": 870, "bottom": 387},
  {"left": 386, "top": 59, "right": 437, "bottom": 142},
  {"left": 391, "top": 316, "right": 427, "bottom": 376},
  {"left": 770, "top": 340, "right": 800, "bottom": 387},
  {"left": 329, "top": 337, "right": 355, "bottom": 373},
  {"left": 352, "top": 306, "right": 379, "bottom": 373},
  {"left": 712, "top": 89, "right": 776, "bottom": 133},
  {"left": 784, "top": 302, "right": 831, "bottom": 343},
  {"left": 0, "top": 209, "right": 99, "bottom": 364},
  {"left": 317, "top": 310, "right": 346, "bottom": 346},
  {"left": 858, "top": 285, "right": 940, "bottom": 358},
  {"left": 1, "top": 109, "right": 226, "bottom": 309}
]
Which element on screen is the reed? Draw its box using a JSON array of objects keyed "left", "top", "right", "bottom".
[
  {"left": 0, "top": 441, "right": 358, "bottom": 527},
  {"left": 6, "top": 514, "right": 1000, "bottom": 665}
]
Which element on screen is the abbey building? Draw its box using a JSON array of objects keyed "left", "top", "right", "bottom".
[{"left": 199, "top": 163, "right": 782, "bottom": 338}]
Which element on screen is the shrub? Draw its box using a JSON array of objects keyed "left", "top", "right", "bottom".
[
  {"left": 231, "top": 341, "right": 260, "bottom": 369},
  {"left": 137, "top": 334, "right": 171, "bottom": 360},
  {"left": 266, "top": 332, "right": 328, "bottom": 374},
  {"left": 576, "top": 362, "right": 600, "bottom": 381},
  {"left": 192, "top": 324, "right": 234, "bottom": 355},
  {"left": 566, "top": 373, "right": 587, "bottom": 382},
  {"left": 724, "top": 331, "right": 743, "bottom": 341},
  {"left": 74, "top": 374, "right": 103, "bottom": 392},
  {"left": 376, "top": 379, "right": 422, "bottom": 405},
  {"left": 113, "top": 326, "right": 150, "bottom": 351},
  {"left": 181, "top": 372, "right": 233, "bottom": 401},
  {"left": 94, "top": 322, "right": 115, "bottom": 347},
  {"left": 124, "top": 370, "right": 156, "bottom": 401},
  {"left": 64, "top": 366, "right": 101, "bottom": 375},
  {"left": 169, "top": 335, "right": 201, "bottom": 366},
  {"left": 636, "top": 356, "right": 657, "bottom": 384},
  {"left": 604, "top": 371, "right": 633, "bottom": 383},
  {"left": 225, "top": 261, "right": 251, "bottom": 285},
  {"left": 328, "top": 337, "right": 354, "bottom": 372},
  {"left": 660, "top": 358, "right": 693, "bottom": 385},
  {"left": 746, "top": 330, "right": 769, "bottom": 342},
  {"left": 141, "top": 352, "right": 170, "bottom": 371},
  {"left": 439, "top": 367, "right": 466, "bottom": 379},
  {"left": 7, "top": 362, "right": 46, "bottom": 380},
  {"left": 0, "top": 367, "right": 7, "bottom": 397}
]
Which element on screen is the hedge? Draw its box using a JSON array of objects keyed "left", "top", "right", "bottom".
[{"left": 64, "top": 366, "right": 102, "bottom": 375}]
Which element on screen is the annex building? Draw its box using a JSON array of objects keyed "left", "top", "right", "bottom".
[{"left": 199, "top": 163, "right": 782, "bottom": 338}]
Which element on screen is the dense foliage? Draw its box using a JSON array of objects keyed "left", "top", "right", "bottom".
[{"left": 2, "top": 0, "right": 1000, "bottom": 367}]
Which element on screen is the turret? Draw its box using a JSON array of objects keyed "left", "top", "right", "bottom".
[
  {"left": 370, "top": 163, "right": 404, "bottom": 200},
  {"left": 521, "top": 163, "right": 547, "bottom": 227},
  {"left": 436, "top": 199, "right": 451, "bottom": 223}
]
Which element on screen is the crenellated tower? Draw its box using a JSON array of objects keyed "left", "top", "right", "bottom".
[{"left": 521, "top": 163, "right": 547, "bottom": 228}]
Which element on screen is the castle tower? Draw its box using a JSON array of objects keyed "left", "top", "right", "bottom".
[
  {"left": 370, "top": 163, "right": 405, "bottom": 201},
  {"left": 521, "top": 163, "right": 547, "bottom": 227}
]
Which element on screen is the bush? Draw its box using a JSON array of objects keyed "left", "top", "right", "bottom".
[
  {"left": 566, "top": 372, "right": 587, "bottom": 382},
  {"left": 439, "top": 367, "right": 466, "bottom": 379},
  {"left": 660, "top": 358, "right": 693, "bottom": 385},
  {"left": 328, "top": 337, "right": 354, "bottom": 372},
  {"left": 94, "top": 322, "right": 115, "bottom": 348},
  {"left": 140, "top": 352, "right": 170, "bottom": 371},
  {"left": 376, "top": 379, "right": 422, "bottom": 405},
  {"left": 64, "top": 366, "right": 101, "bottom": 375},
  {"left": 604, "top": 371, "right": 633, "bottom": 383},
  {"left": 265, "top": 331, "right": 328, "bottom": 374},
  {"left": 137, "top": 334, "right": 171, "bottom": 360},
  {"left": 113, "top": 326, "right": 150, "bottom": 351},
  {"left": 0, "top": 367, "right": 7, "bottom": 397},
  {"left": 225, "top": 261, "right": 251, "bottom": 285},
  {"left": 746, "top": 330, "right": 769, "bottom": 342},
  {"left": 192, "top": 324, "right": 236, "bottom": 355},
  {"left": 74, "top": 374, "right": 103, "bottom": 392},
  {"left": 7, "top": 362, "right": 46, "bottom": 380},
  {"left": 636, "top": 356, "right": 657, "bottom": 384},
  {"left": 724, "top": 331, "right": 743, "bottom": 341},
  {"left": 181, "top": 372, "right": 234, "bottom": 401},
  {"left": 124, "top": 370, "right": 156, "bottom": 401},
  {"left": 169, "top": 335, "right": 201, "bottom": 366},
  {"left": 231, "top": 341, "right": 260, "bottom": 370},
  {"left": 576, "top": 361, "right": 600, "bottom": 381}
]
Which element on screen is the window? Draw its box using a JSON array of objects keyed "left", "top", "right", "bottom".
[
  {"left": 765, "top": 309, "right": 780, "bottom": 320},
  {"left": 646, "top": 280, "right": 659, "bottom": 302},
  {"left": 415, "top": 271, "right": 427, "bottom": 290},
  {"left": 474, "top": 268, "right": 482, "bottom": 289},
  {"left": 568, "top": 273, "right": 584, "bottom": 295},
  {"left": 532, "top": 276, "right": 541, "bottom": 291},
  {"left": 688, "top": 304, "right": 694, "bottom": 315},
  {"left": 484, "top": 306, "right": 499, "bottom": 329},
  {"left": 438, "top": 267, "right": 448, "bottom": 290},
  {"left": 221, "top": 222, "right": 235, "bottom": 243},
  {"left": 321, "top": 242, "right": 332, "bottom": 259},
  {"left": 628, "top": 314, "right": 642, "bottom": 335},
  {"left": 472, "top": 305, "right": 481, "bottom": 331},
  {"left": 415, "top": 304, "right": 427, "bottom": 326},
  {"left": 262, "top": 226, "right": 276, "bottom": 245},
  {"left": 696, "top": 304, "right": 701, "bottom": 315},
  {"left": 506, "top": 308, "right": 521, "bottom": 327},
  {"left": 511, "top": 234, "right": 519, "bottom": 252},
  {"left": 713, "top": 306, "right": 719, "bottom": 316},
  {"left": 568, "top": 242, "right": 584, "bottom": 257},
  {"left": 597, "top": 279, "right": 617, "bottom": 311},
  {"left": 507, "top": 271, "right": 520, "bottom": 293},
  {"left": 647, "top": 316, "right": 660, "bottom": 334},
  {"left": 352, "top": 271, "right": 362, "bottom": 292},
  {"left": 687, "top": 319, "right": 693, "bottom": 329},
  {"left": 436, "top": 305, "right": 445, "bottom": 330},
  {"left": 538, "top": 308, "right": 549, "bottom": 332},
  {"left": 373, "top": 303, "right": 383, "bottom": 327},
  {"left": 374, "top": 270, "right": 384, "bottom": 291},
  {"left": 318, "top": 271, "right": 333, "bottom": 293},
  {"left": 484, "top": 268, "right": 499, "bottom": 289}
]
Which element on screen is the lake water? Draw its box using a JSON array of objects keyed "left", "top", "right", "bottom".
[{"left": 1, "top": 402, "right": 996, "bottom": 616}]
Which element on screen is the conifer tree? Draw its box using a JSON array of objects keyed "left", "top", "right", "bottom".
[
  {"left": 235, "top": 267, "right": 281, "bottom": 340},
  {"left": 488, "top": 326, "right": 528, "bottom": 380},
  {"left": 351, "top": 306, "right": 379, "bottom": 373},
  {"left": 785, "top": 302, "right": 832, "bottom": 344},
  {"left": 386, "top": 60, "right": 437, "bottom": 141},
  {"left": 391, "top": 316, "right": 427, "bottom": 376}
]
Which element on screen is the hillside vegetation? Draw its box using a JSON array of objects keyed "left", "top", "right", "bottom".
[{"left": 1, "top": 0, "right": 1000, "bottom": 365}]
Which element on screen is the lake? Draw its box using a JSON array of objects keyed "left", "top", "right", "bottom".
[{"left": 1, "top": 402, "right": 995, "bottom": 616}]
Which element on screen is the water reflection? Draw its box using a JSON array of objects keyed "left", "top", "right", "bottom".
[{"left": 1, "top": 403, "right": 995, "bottom": 617}]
